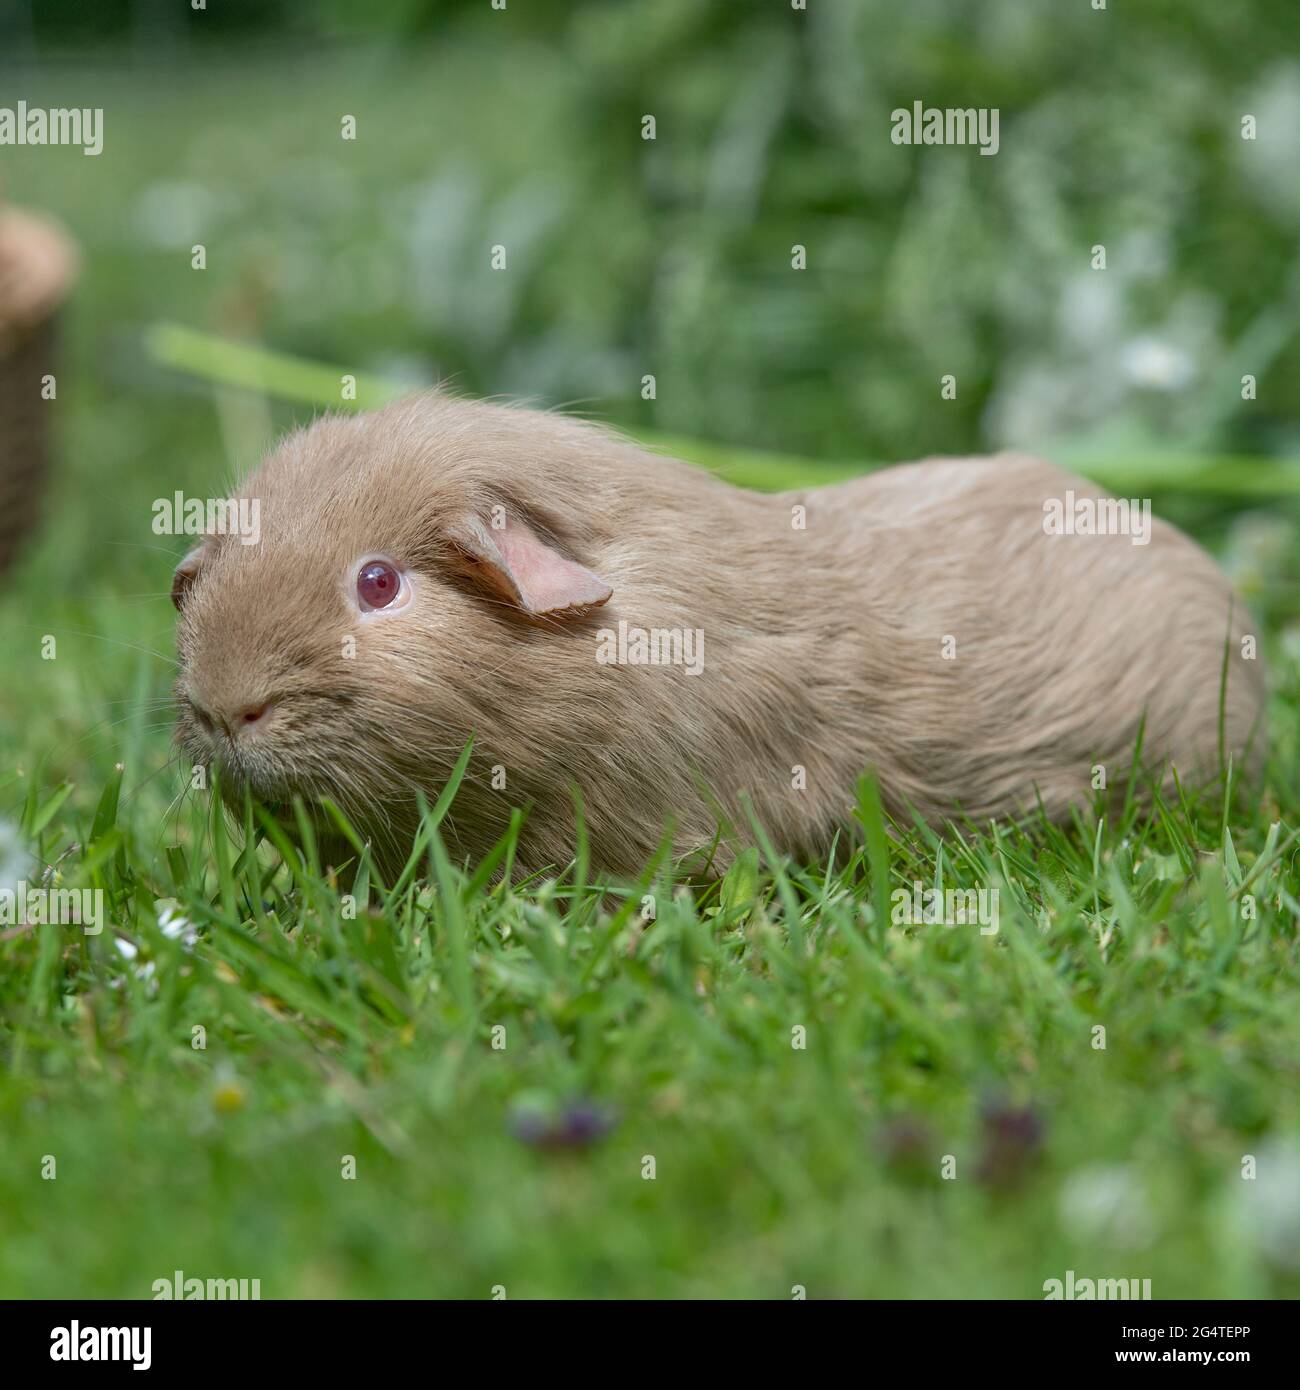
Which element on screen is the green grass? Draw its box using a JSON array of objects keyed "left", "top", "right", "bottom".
[
  {"left": 2, "top": 334, "right": 1296, "bottom": 1301},
  {"left": 3, "top": 29, "right": 1300, "bottom": 1301},
  {"left": 2, "top": 656, "right": 1300, "bottom": 1297},
  {"left": 2, "top": 240, "right": 1299, "bottom": 1310}
]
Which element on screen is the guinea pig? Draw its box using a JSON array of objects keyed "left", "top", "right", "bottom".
[{"left": 172, "top": 392, "right": 1266, "bottom": 881}]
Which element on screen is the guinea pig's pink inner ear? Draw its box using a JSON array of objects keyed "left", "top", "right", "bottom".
[
  {"left": 171, "top": 542, "right": 209, "bottom": 612},
  {"left": 444, "top": 511, "right": 613, "bottom": 618}
]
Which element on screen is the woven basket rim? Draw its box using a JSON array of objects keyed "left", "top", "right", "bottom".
[{"left": 0, "top": 205, "right": 79, "bottom": 349}]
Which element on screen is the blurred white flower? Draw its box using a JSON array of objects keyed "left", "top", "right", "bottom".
[
  {"left": 156, "top": 900, "right": 198, "bottom": 948},
  {"left": 110, "top": 901, "right": 197, "bottom": 990},
  {"left": 0, "top": 817, "right": 34, "bottom": 897},
  {"left": 1117, "top": 229, "right": 1172, "bottom": 281},
  {"left": 108, "top": 939, "right": 155, "bottom": 991},
  {"left": 1059, "top": 1164, "right": 1155, "bottom": 1248},
  {"left": 1240, "top": 64, "right": 1300, "bottom": 218},
  {"left": 1120, "top": 336, "right": 1196, "bottom": 391},
  {"left": 134, "top": 180, "right": 221, "bottom": 251},
  {"left": 984, "top": 362, "right": 1114, "bottom": 448},
  {"left": 1235, "top": 1137, "right": 1300, "bottom": 1272},
  {"left": 1056, "top": 272, "right": 1124, "bottom": 349},
  {"left": 1221, "top": 511, "right": 1296, "bottom": 589}
]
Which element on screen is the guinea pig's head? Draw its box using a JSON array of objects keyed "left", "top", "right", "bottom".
[{"left": 171, "top": 396, "right": 614, "bottom": 861}]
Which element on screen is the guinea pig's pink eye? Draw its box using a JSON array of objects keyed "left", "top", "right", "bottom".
[{"left": 357, "top": 560, "right": 400, "bottom": 609}]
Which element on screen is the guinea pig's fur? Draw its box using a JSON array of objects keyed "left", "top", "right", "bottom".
[{"left": 173, "top": 392, "right": 1266, "bottom": 880}]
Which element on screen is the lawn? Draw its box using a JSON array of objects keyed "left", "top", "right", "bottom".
[
  {"left": 3, "top": 677, "right": 1300, "bottom": 1298},
  {"left": 3, "top": 370, "right": 1299, "bottom": 1303},
  {"left": 2, "top": 20, "right": 1300, "bottom": 1300}
]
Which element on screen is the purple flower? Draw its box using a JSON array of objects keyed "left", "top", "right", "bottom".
[
  {"left": 878, "top": 1116, "right": 933, "bottom": 1180},
  {"left": 976, "top": 1098, "right": 1046, "bottom": 1189},
  {"left": 509, "top": 1095, "right": 618, "bottom": 1152}
]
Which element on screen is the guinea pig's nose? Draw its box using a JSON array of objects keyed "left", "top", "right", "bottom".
[
  {"left": 228, "top": 700, "right": 275, "bottom": 735},
  {"left": 194, "top": 698, "right": 277, "bottom": 740}
]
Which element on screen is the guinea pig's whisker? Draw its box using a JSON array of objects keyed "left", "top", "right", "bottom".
[
  {"left": 543, "top": 396, "right": 606, "bottom": 415},
  {"left": 26, "top": 626, "right": 181, "bottom": 670},
  {"left": 119, "top": 747, "right": 192, "bottom": 801},
  {"left": 34, "top": 713, "right": 182, "bottom": 773},
  {"left": 101, "top": 539, "right": 201, "bottom": 559}
]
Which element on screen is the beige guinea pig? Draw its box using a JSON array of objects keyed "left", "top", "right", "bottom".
[{"left": 172, "top": 392, "right": 1265, "bottom": 880}]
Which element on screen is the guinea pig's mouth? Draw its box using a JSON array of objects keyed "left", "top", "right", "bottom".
[
  {"left": 210, "top": 762, "right": 320, "bottom": 825},
  {"left": 194, "top": 733, "right": 363, "bottom": 838},
  {"left": 232, "top": 788, "right": 332, "bottom": 836}
]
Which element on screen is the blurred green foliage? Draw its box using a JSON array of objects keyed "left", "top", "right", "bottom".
[
  {"left": 5, "top": 0, "right": 1300, "bottom": 465},
  {"left": 2, "top": 0, "right": 1300, "bottom": 1304}
]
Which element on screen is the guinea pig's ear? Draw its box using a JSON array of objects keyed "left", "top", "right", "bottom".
[
  {"left": 443, "top": 510, "right": 612, "bottom": 618},
  {"left": 171, "top": 542, "right": 208, "bottom": 612}
]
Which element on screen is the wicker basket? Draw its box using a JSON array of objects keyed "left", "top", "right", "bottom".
[{"left": 0, "top": 205, "right": 78, "bottom": 580}]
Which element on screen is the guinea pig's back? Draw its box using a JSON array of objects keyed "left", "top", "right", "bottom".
[{"left": 807, "top": 453, "right": 1266, "bottom": 818}]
